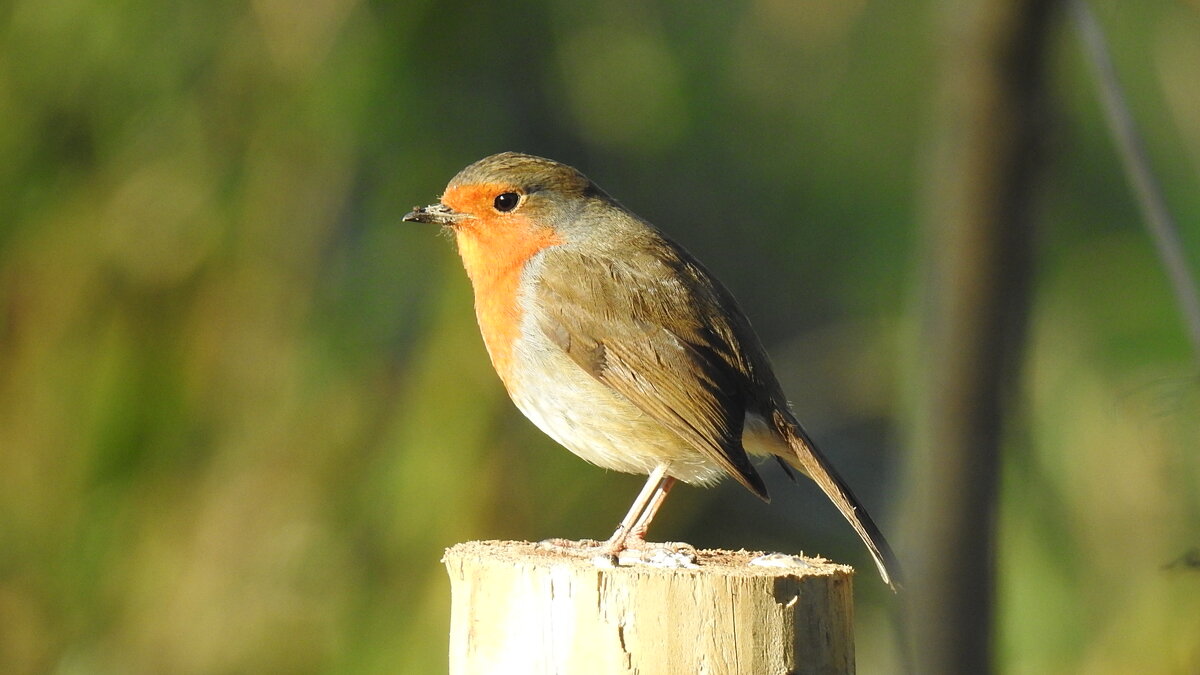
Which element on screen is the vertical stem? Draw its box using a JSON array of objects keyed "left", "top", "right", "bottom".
[{"left": 906, "top": 1, "right": 1059, "bottom": 672}]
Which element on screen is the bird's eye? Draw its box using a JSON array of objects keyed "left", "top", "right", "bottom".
[{"left": 493, "top": 192, "right": 520, "bottom": 212}]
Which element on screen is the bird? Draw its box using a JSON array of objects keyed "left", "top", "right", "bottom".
[{"left": 404, "top": 152, "right": 900, "bottom": 589}]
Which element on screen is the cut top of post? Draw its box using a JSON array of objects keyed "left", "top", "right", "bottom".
[{"left": 444, "top": 540, "right": 856, "bottom": 675}]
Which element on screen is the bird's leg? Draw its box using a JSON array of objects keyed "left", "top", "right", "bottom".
[
  {"left": 626, "top": 475, "right": 676, "bottom": 544},
  {"left": 601, "top": 467, "right": 697, "bottom": 568},
  {"left": 540, "top": 465, "right": 694, "bottom": 567},
  {"left": 603, "top": 465, "right": 671, "bottom": 554}
]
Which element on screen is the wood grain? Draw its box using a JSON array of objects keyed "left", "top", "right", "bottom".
[{"left": 444, "top": 540, "right": 855, "bottom": 674}]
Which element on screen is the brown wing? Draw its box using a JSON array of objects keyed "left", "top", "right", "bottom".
[{"left": 532, "top": 237, "right": 771, "bottom": 500}]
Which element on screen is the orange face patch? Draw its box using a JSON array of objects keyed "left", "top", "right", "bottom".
[
  {"left": 441, "top": 182, "right": 512, "bottom": 217},
  {"left": 442, "top": 183, "right": 561, "bottom": 384}
]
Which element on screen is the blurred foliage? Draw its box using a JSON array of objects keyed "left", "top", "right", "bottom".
[{"left": 0, "top": 0, "right": 1197, "bottom": 673}]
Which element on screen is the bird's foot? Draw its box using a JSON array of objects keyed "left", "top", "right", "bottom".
[
  {"left": 608, "top": 526, "right": 698, "bottom": 568},
  {"left": 535, "top": 536, "right": 698, "bottom": 568},
  {"left": 612, "top": 540, "right": 699, "bottom": 569},
  {"left": 535, "top": 537, "right": 607, "bottom": 556}
]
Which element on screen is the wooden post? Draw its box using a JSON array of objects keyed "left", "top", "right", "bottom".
[{"left": 444, "top": 540, "right": 855, "bottom": 674}]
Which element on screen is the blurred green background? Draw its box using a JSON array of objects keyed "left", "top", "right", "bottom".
[{"left": 1, "top": 0, "right": 1198, "bottom": 672}]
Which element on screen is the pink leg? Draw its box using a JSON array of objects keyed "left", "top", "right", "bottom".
[
  {"left": 627, "top": 475, "right": 677, "bottom": 542},
  {"left": 604, "top": 465, "right": 671, "bottom": 553}
]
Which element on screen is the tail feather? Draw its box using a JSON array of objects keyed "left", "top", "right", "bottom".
[{"left": 771, "top": 409, "right": 902, "bottom": 591}]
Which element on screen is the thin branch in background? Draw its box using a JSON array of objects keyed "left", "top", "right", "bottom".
[{"left": 1070, "top": 0, "right": 1200, "bottom": 365}]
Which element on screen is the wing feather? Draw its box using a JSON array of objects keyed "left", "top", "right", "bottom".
[{"left": 532, "top": 240, "right": 771, "bottom": 499}]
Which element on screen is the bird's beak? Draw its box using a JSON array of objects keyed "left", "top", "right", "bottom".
[{"left": 402, "top": 202, "right": 466, "bottom": 226}]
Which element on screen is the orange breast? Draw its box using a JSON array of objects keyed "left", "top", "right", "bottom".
[{"left": 454, "top": 215, "right": 561, "bottom": 385}]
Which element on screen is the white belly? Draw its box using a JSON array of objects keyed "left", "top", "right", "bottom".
[{"left": 505, "top": 319, "right": 729, "bottom": 487}]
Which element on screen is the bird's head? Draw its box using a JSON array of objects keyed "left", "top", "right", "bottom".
[{"left": 403, "top": 152, "right": 605, "bottom": 237}]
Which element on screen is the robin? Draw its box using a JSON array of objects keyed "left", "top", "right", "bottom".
[{"left": 404, "top": 152, "right": 900, "bottom": 589}]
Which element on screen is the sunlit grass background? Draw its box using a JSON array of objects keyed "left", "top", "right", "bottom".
[{"left": 1, "top": 1, "right": 1198, "bottom": 672}]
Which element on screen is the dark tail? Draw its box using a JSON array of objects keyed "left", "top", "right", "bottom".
[{"left": 772, "top": 409, "right": 902, "bottom": 591}]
